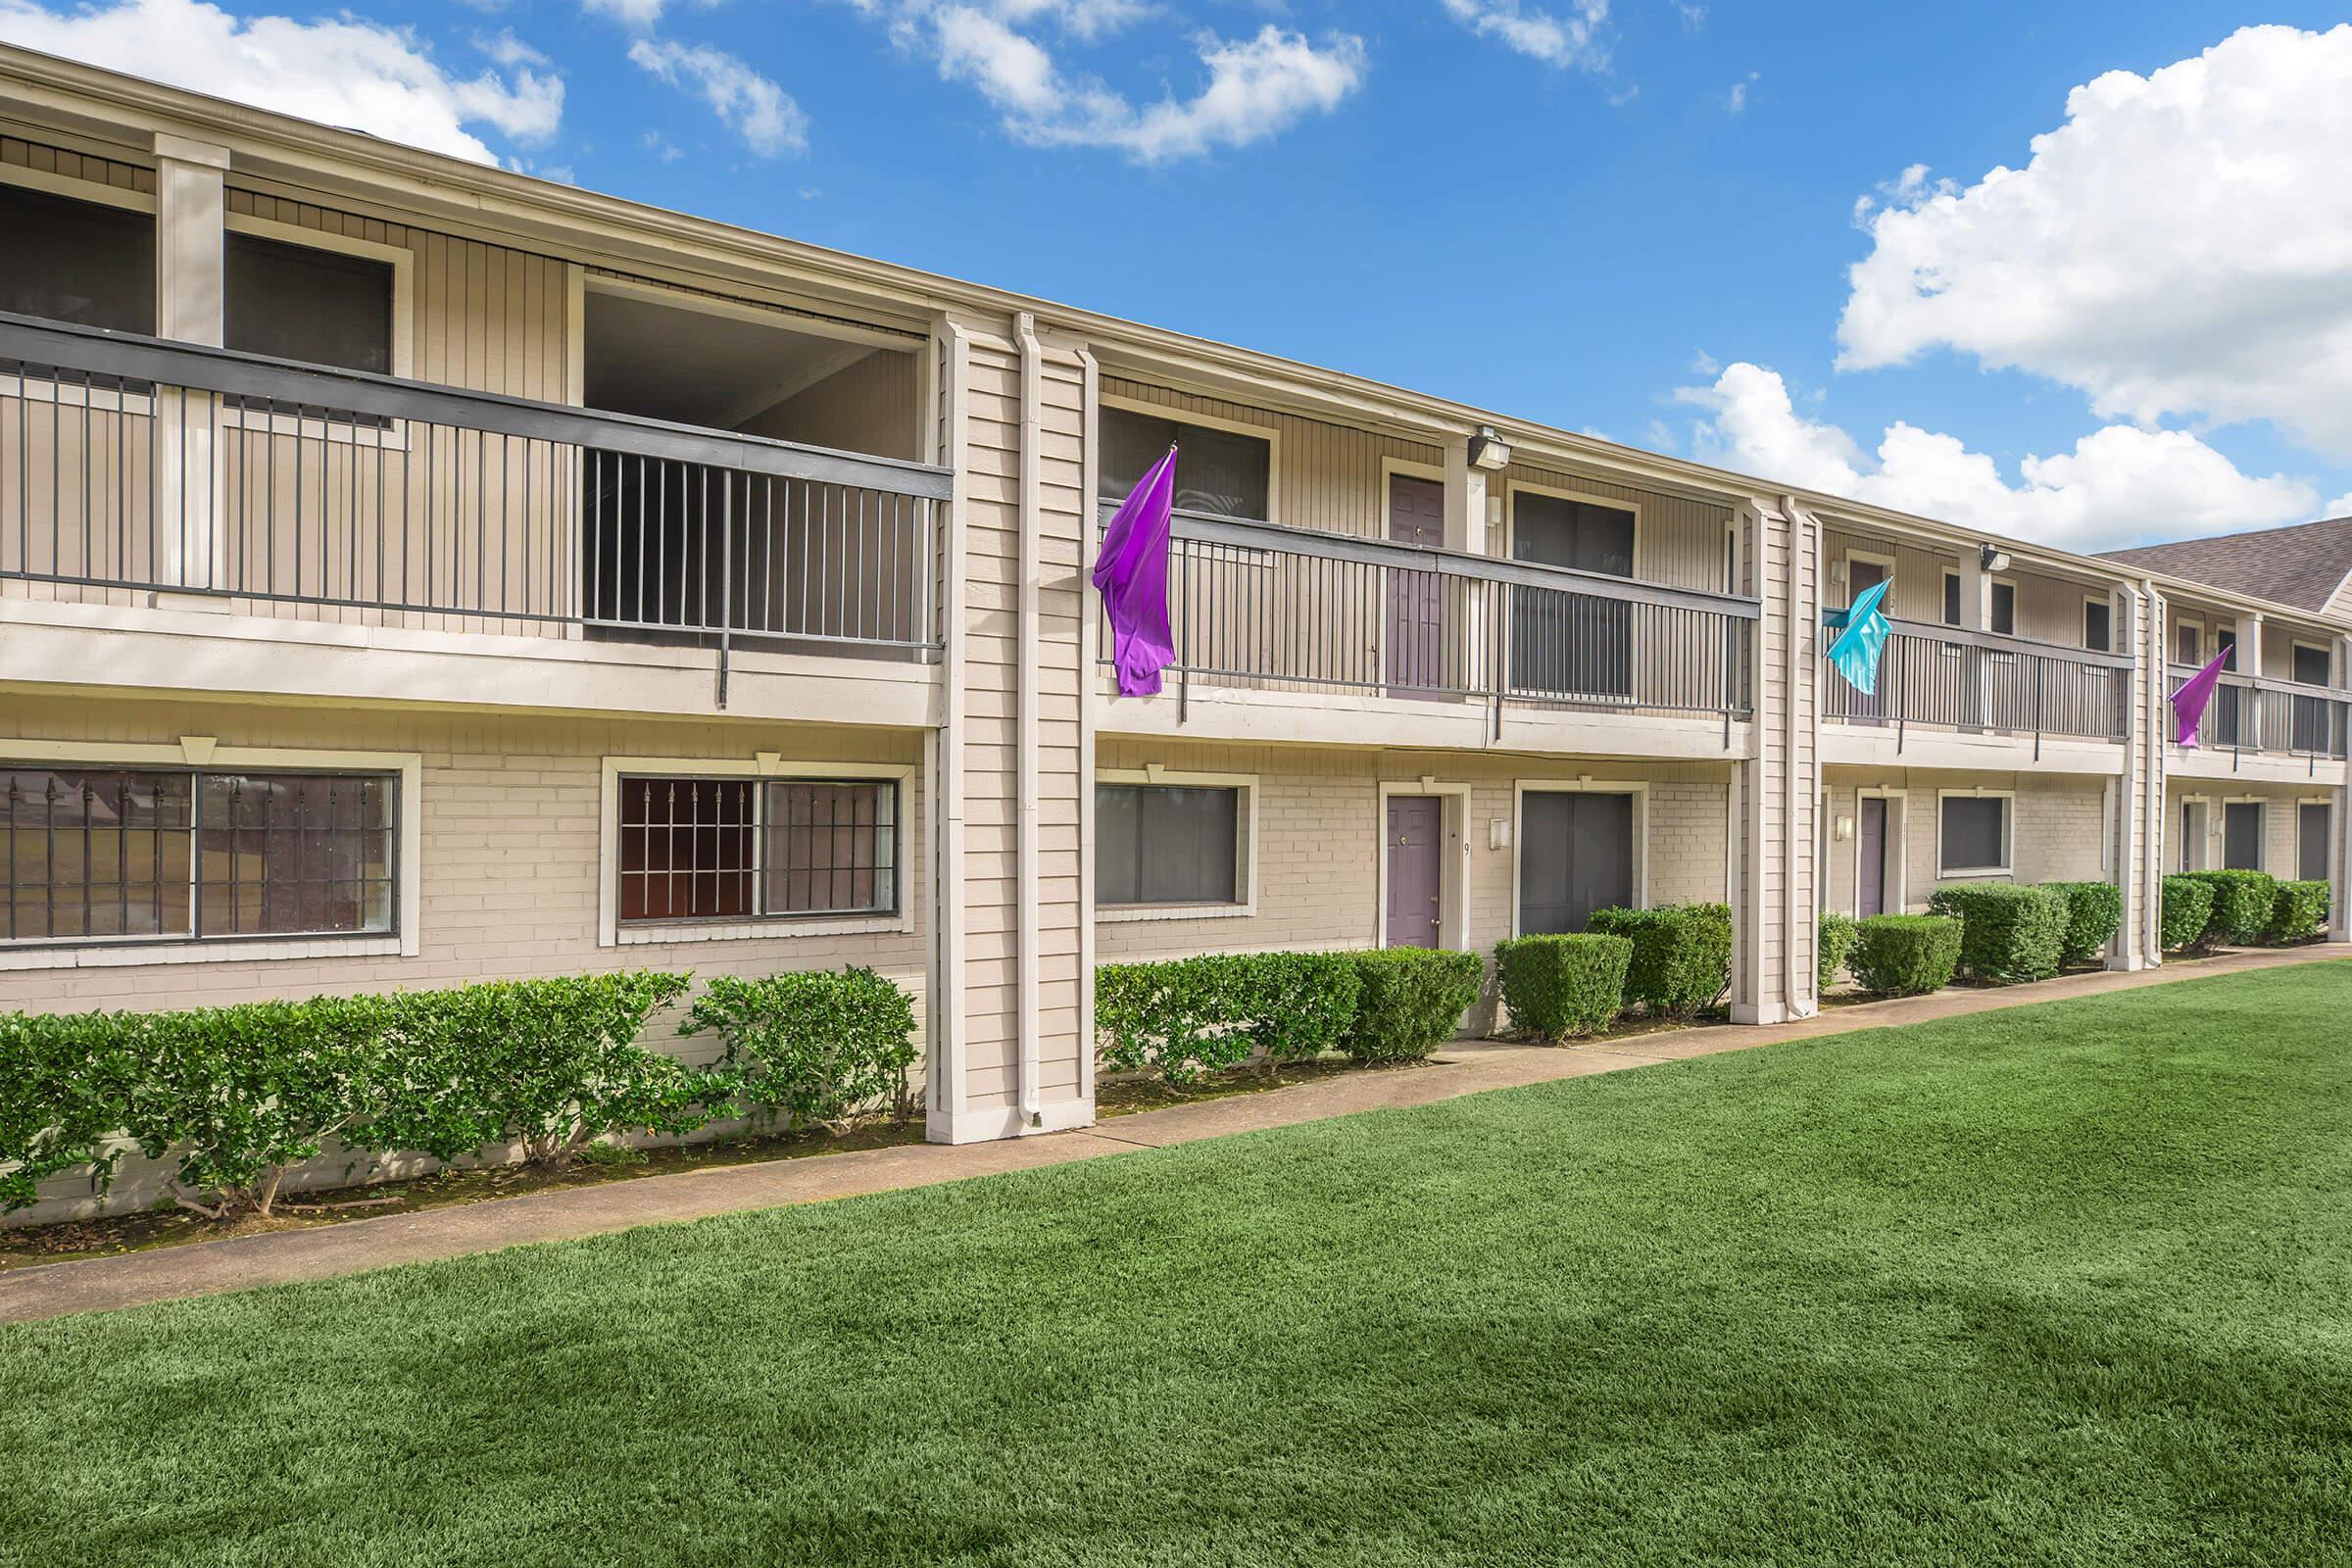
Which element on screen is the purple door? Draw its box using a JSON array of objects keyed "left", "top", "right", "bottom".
[
  {"left": 1857, "top": 796, "right": 1887, "bottom": 917},
  {"left": 1846, "top": 560, "right": 1887, "bottom": 723},
  {"left": 1385, "top": 796, "right": 1443, "bottom": 949},
  {"left": 1387, "top": 475, "right": 1446, "bottom": 698}
]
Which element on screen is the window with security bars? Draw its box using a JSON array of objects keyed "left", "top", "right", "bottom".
[
  {"left": 1, "top": 767, "right": 397, "bottom": 945},
  {"left": 616, "top": 776, "right": 898, "bottom": 924}
]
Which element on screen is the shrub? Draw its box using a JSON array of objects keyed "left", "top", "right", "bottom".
[
  {"left": 1341, "top": 948, "right": 1483, "bottom": 1063},
  {"left": 2181, "top": 869, "right": 2278, "bottom": 947},
  {"left": 1847, "top": 915, "right": 1963, "bottom": 997},
  {"left": 2044, "top": 882, "right": 2124, "bottom": 969},
  {"left": 1925, "top": 884, "right": 2068, "bottom": 984},
  {"left": 125, "top": 995, "right": 392, "bottom": 1219},
  {"left": 1493, "top": 934, "right": 1633, "bottom": 1042},
  {"left": 1094, "top": 953, "right": 1360, "bottom": 1084},
  {"left": 367, "top": 972, "right": 713, "bottom": 1167},
  {"left": 1817, "top": 911, "right": 1859, "bottom": 996},
  {"left": 0, "top": 1011, "right": 144, "bottom": 1213},
  {"left": 2159, "top": 875, "right": 2216, "bottom": 953},
  {"left": 682, "top": 968, "right": 919, "bottom": 1132},
  {"left": 1586, "top": 903, "right": 1734, "bottom": 1017},
  {"left": 2266, "top": 879, "right": 2331, "bottom": 946}
]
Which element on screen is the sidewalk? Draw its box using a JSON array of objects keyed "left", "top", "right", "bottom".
[{"left": 5, "top": 944, "right": 2343, "bottom": 1325}]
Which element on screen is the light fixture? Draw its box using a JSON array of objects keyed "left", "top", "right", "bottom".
[
  {"left": 1980, "top": 542, "right": 2012, "bottom": 573},
  {"left": 1467, "top": 424, "right": 1513, "bottom": 472},
  {"left": 1836, "top": 814, "right": 1856, "bottom": 842}
]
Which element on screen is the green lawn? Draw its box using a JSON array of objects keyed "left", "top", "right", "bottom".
[{"left": 6, "top": 965, "right": 2352, "bottom": 1568}]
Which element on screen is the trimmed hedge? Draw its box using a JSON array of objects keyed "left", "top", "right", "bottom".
[
  {"left": 1586, "top": 903, "right": 1734, "bottom": 1017},
  {"left": 2181, "top": 869, "right": 2278, "bottom": 947},
  {"left": 1341, "top": 948, "right": 1484, "bottom": 1064},
  {"left": 682, "top": 967, "right": 919, "bottom": 1131},
  {"left": 2267, "top": 879, "right": 2331, "bottom": 945},
  {"left": 1847, "top": 914, "right": 1963, "bottom": 997},
  {"left": 1925, "top": 884, "right": 2068, "bottom": 985},
  {"left": 1095, "top": 952, "right": 1361, "bottom": 1084},
  {"left": 2160, "top": 875, "right": 2216, "bottom": 953},
  {"left": 1818, "top": 911, "right": 1859, "bottom": 996},
  {"left": 1494, "top": 934, "right": 1633, "bottom": 1042},
  {"left": 2046, "top": 881, "right": 2124, "bottom": 969},
  {"left": 0, "top": 1010, "right": 144, "bottom": 1213}
]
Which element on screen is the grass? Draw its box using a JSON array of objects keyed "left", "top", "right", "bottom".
[{"left": 5, "top": 962, "right": 2351, "bottom": 1567}]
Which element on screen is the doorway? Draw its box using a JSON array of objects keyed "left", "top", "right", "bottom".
[
  {"left": 1844, "top": 557, "right": 1889, "bottom": 723},
  {"left": 1385, "top": 473, "right": 1446, "bottom": 698},
  {"left": 1384, "top": 795, "right": 1444, "bottom": 949},
  {"left": 1858, "top": 796, "right": 1889, "bottom": 916}
]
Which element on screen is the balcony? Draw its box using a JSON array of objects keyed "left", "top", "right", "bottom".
[
  {"left": 2168, "top": 665, "right": 2350, "bottom": 767},
  {"left": 1097, "top": 506, "right": 1757, "bottom": 749},
  {"left": 1823, "top": 618, "right": 2132, "bottom": 756},
  {"left": 0, "top": 313, "right": 949, "bottom": 713}
]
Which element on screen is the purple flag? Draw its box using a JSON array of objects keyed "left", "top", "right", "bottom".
[
  {"left": 2170, "top": 649, "right": 2231, "bottom": 748},
  {"left": 1092, "top": 445, "right": 1177, "bottom": 697}
]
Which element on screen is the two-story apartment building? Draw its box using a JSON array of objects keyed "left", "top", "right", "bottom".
[{"left": 3, "top": 45, "right": 2346, "bottom": 1218}]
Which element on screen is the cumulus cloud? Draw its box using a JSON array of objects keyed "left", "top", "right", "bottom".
[
  {"left": 853, "top": 2, "right": 1364, "bottom": 162},
  {"left": 0, "top": 0, "right": 562, "bottom": 162},
  {"left": 1439, "top": 0, "right": 1608, "bottom": 71},
  {"left": 1675, "top": 362, "right": 2321, "bottom": 553},
  {"left": 628, "top": 38, "right": 806, "bottom": 155},
  {"left": 1838, "top": 24, "right": 2352, "bottom": 457}
]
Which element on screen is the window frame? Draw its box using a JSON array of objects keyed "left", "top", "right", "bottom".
[
  {"left": 2082, "top": 594, "right": 2114, "bottom": 654},
  {"left": 1508, "top": 478, "right": 1645, "bottom": 581},
  {"left": 1508, "top": 778, "right": 1650, "bottom": 939},
  {"left": 2221, "top": 797, "right": 2266, "bottom": 873},
  {"left": 0, "top": 738, "right": 421, "bottom": 971},
  {"left": 1094, "top": 767, "right": 1256, "bottom": 922},
  {"left": 1098, "top": 392, "right": 1281, "bottom": 523},
  {"left": 596, "top": 756, "right": 916, "bottom": 947},
  {"left": 0, "top": 163, "right": 160, "bottom": 415},
  {"left": 1935, "top": 788, "right": 2014, "bottom": 879},
  {"left": 2298, "top": 798, "right": 2333, "bottom": 886}
]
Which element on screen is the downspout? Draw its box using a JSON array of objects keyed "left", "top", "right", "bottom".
[
  {"left": 1074, "top": 344, "right": 1102, "bottom": 1119},
  {"left": 1013, "top": 312, "right": 1044, "bottom": 1127},
  {"left": 1783, "top": 496, "right": 1810, "bottom": 1020},
  {"left": 2140, "top": 577, "right": 2166, "bottom": 966}
]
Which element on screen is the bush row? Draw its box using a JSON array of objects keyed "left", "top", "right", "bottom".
[
  {"left": 1095, "top": 948, "right": 1482, "bottom": 1082},
  {"left": 1, "top": 967, "right": 917, "bottom": 1218},
  {"left": 2161, "top": 870, "right": 2332, "bottom": 952},
  {"left": 1489, "top": 903, "right": 1732, "bottom": 1042}
]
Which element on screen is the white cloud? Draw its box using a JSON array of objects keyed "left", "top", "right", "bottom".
[
  {"left": 628, "top": 38, "right": 807, "bottom": 155},
  {"left": 862, "top": 4, "right": 1365, "bottom": 163},
  {"left": 1838, "top": 24, "right": 2352, "bottom": 458},
  {"left": 1725, "top": 69, "right": 1754, "bottom": 113},
  {"left": 1439, "top": 0, "right": 1607, "bottom": 70},
  {"left": 2328, "top": 492, "right": 2352, "bottom": 518},
  {"left": 1675, "top": 362, "right": 2321, "bottom": 553},
  {"left": 0, "top": 0, "right": 562, "bottom": 162},
  {"left": 583, "top": 0, "right": 668, "bottom": 27}
]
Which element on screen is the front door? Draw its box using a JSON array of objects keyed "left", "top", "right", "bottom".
[
  {"left": 1386, "top": 475, "right": 1446, "bottom": 698},
  {"left": 1845, "top": 559, "right": 1888, "bottom": 723},
  {"left": 1517, "top": 791, "right": 1636, "bottom": 933},
  {"left": 1385, "top": 796, "right": 1443, "bottom": 948},
  {"left": 1858, "top": 796, "right": 1887, "bottom": 917}
]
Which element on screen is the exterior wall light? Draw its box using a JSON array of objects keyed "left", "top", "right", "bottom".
[
  {"left": 1981, "top": 542, "right": 2012, "bottom": 572},
  {"left": 1468, "top": 425, "right": 1513, "bottom": 472}
]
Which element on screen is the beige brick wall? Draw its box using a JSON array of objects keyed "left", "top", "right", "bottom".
[
  {"left": 2163, "top": 780, "right": 2334, "bottom": 880},
  {"left": 1821, "top": 765, "right": 2113, "bottom": 915}
]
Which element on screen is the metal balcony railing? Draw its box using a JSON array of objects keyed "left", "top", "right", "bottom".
[
  {"left": 2167, "top": 664, "right": 2351, "bottom": 762},
  {"left": 1823, "top": 618, "right": 2132, "bottom": 749},
  {"left": 0, "top": 313, "right": 950, "bottom": 686},
  {"left": 1097, "top": 505, "right": 1758, "bottom": 736}
]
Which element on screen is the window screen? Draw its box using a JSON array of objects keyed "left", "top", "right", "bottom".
[
  {"left": 1096, "top": 784, "right": 1239, "bottom": 906},
  {"left": 2300, "top": 803, "right": 2331, "bottom": 884},
  {"left": 0, "top": 182, "right": 155, "bottom": 334},
  {"left": 225, "top": 232, "right": 394, "bottom": 374},
  {"left": 1517, "top": 791, "right": 1635, "bottom": 934},
  {"left": 2293, "top": 644, "right": 2332, "bottom": 687},
  {"left": 2083, "top": 600, "right": 2112, "bottom": 653},
  {"left": 1099, "top": 406, "right": 1270, "bottom": 520},
  {"left": 3, "top": 766, "right": 394, "bottom": 944},
  {"left": 1512, "top": 493, "right": 1636, "bottom": 577},
  {"left": 2224, "top": 802, "right": 2263, "bottom": 871},
  {"left": 1942, "top": 574, "right": 1961, "bottom": 627},
  {"left": 1940, "top": 795, "right": 2008, "bottom": 872},
  {"left": 1990, "top": 583, "right": 2016, "bottom": 636},
  {"left": 617, "top": 776, "right": 897, "bottom": 923}
]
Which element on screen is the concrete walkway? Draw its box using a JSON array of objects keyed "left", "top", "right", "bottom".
[{"left": 5, "top": 944, "right": 2344, "bottom": 1326}]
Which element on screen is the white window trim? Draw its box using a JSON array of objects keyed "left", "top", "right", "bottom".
[
  {"left": 0, "top": 163, "right": 157, "bottom": 415},
  {"left": 1508, "top": 777, "right": 1649, "bottom": 938},
  {"left": 1505, "top": 477, "right": 1645, "bottom": 580},
  {"left": 1099, "top": 391, "right": 1283, "bottom": 524},
  {"left": 1851, "top": 786, "right": 1909, "bottom": 916},
  {"left": 0, "top": 736, "right": 421, "bottom": 972},
  {"left": 2288, "top": 637, "right": 2335, "bottom": 690},
  {"left": 1374, "top": 779, "right": 1472, "bottom": 952},
  {"left": 1940, "top": 567, "right": 1962, "bottom": 628},
  {"left": 220, "top": 212, "right": 416, "bottom": 432},
  {"left": 0, "top": 159, "right": 155, "bottom": 213},
  {"left": 597, "top": 756, "right": 917, "bottom": 948},
  {"left": 2178, "top": 794, "right": 2217, "bottom": 873},
  {"left": 1935, "top": 787, "right": 2014, "bottom": 880},
  {"left": 2297, "top": 796, "right": 2334, "bottom": 884},
  {"left": 1840, "top": 547, "right": 1895, "bottom": 609},
  {"left": 2173, "top": 614, "right": 2206, "bottom": 667},
  {"left": 1094, "top": 765, "right": 1257, "bottom": 922},
  {"left": 2220, "top": 796, "right": 2268, "bottom": 874},
  {"left": 2082, "top": 593, "right": 2115, "bottom": 654}
]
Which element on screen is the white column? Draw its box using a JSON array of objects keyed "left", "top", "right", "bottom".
[{"left": 152, "top": 132, "right": 228, "bottom": 595}]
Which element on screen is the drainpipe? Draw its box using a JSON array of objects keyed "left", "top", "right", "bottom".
[
  {"left": 2140, "top": 578, "right": 2166, "bottom": 965},
  {"left": 1013, "top": 312, "right": 1044, "bottom": 1128},
  {"left": 1782, "top": 496, "right": 1813, "bottom": 1020}
]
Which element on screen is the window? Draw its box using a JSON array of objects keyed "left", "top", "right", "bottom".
[
  {"left": 2224, "top": 802, "right": 2263, "bottom": 872},
  {"left": 2, "top": 766, "right": 395, "bottom": 945},
  {"left": 1099, "top": 405, "right": 1270, "bottom": 520},
  {"left": 2290, "top": 644, "right": 2335, "bottom": 754},
  {"left": 1510, "top": 491, "right": 1638, "bottom": 700},
  {"left": 1938, "top": 794, "right": 2010, "bottom": 875},
  {"left": 0, "top": 181, "right": 155, "bottom": 335},
  {"left": 225, "top": 231, "right": 394, "bottom": 375},
  {"left": 1942, "top": 572, "right": 1961, "bottom": 627},
  {"left": 616, "top": 776, "right": 897, "bottom": 924},
  {"left": 2300, "top": 803, "right": 2331, "bottom": 884},
  {"left": 2083, "top": 598, "right": 2112, "bottom": 653},
  {"left": 1990, "top": 582, "right": 2016, "bottom": 636},
  {"left": 2175, "top": 620, "right": 2202, "bottom": 665},
  {"left": 1518, "top": 791, "right": 1635, "bottom": 933},
  {"left": 1097, "top": 783, "right": 1240, "bottom": 906}
]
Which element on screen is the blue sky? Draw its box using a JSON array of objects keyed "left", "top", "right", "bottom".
[{"left": 7, "top": 0, "right": 2351, "bottom": 552}]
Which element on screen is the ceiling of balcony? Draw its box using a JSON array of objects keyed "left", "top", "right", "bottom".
[{"left": 582, "top": 285, "right": 868, "bottom": 432}]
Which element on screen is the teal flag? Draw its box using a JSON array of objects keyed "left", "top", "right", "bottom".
[{"left": 1827, "top": 579, "right": 1892, "bottom": 697}]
